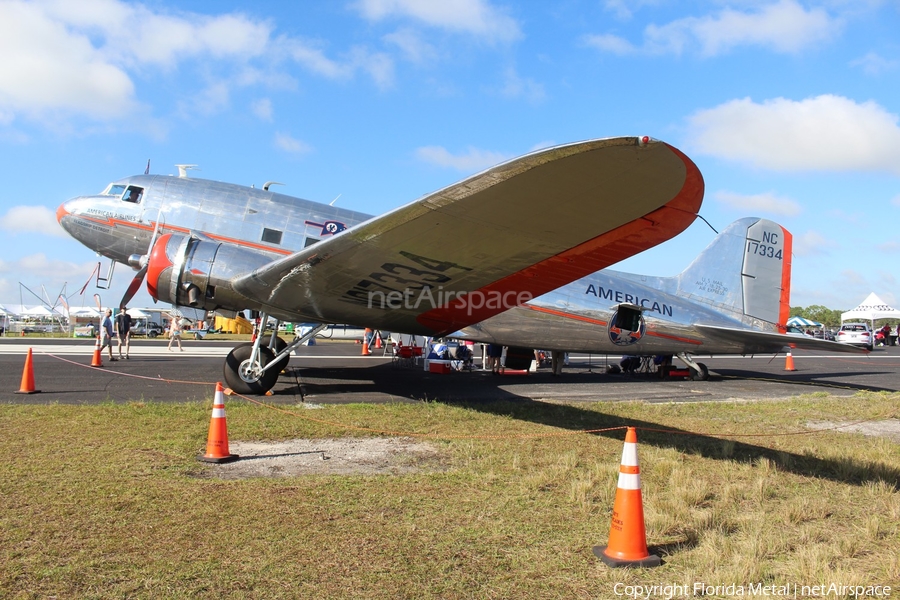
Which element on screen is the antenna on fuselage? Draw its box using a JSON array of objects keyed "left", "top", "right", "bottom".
[
  {"left": 263, "top": 181, "right": 283, "bottom": 191},
  {"left": 329, "top": 194, "right": 341, "bottom": 206},
  {"left": 175, "top": 164, "right": 199, "bottom": 178}
]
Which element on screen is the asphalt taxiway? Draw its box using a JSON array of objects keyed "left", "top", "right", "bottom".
[{"left": 1, "top": 337, "right": 897, "bottom": 405}]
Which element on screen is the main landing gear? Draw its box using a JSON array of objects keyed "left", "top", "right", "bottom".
[
  {"left": 222, "top": 315, "right": 326, "bottom": 395},
  {"left": 677, "top": 352, "right": 709, "bottom": 381}
]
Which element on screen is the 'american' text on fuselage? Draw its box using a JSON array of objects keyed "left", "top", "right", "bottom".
[{"left": 584, "top": 284, "right": 674, "bottom": 317}]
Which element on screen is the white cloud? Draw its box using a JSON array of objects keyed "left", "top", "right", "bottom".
[
  {"left": 850, "top": 52, "right": 899, "bottom": 76},
  {"left": 498, "top": 67, "right": 545, "bottom": 104},
  {"left": 383, "top": 28, "right": 438, "bottom": 64},
  {"left": 0, "top": 0, "right": 396, "bottom": 127},
  {"left": 588, "top": 0, "right": 841, "bottom": 57},
  {"left": 415, "top": 145, "right": 510, "bottom": 172},
  {"left": 687, "top": 95, "right": 900, "bottom": 175},
  {"left": 714, "top": 191, "right": 802, "bottom": 216},
  {"left": 0, "top": 206, "right": 68, "bottom": 238},
  {"left": 0, "top": 253, "right": 96, "bottom": 297},
  {"left": 354, "top": 0, "right": 521, "bottom": 43},
  {"left": 274, "top": 132, "right": 312, "bottom": 154},
  {"left": 792, "top": 230, "right": 837, "bottom": 257},
  {"left": 0, "top": 1, "right": 137, "bottom": 122},
  {"left": 582, "top": 34, "right": 636, "bottom": 56},
  {"left": 351, "top": 47, "right": 395, "bottom": 90},
  {"left": 876, "top": 240, "right": 900, "bottom": 253},
  {"left": 251, "top": 98, "right": 274, "bottom": 121},
  {"left": 602, "top": 0, "right": 661, "bottom": 21}
]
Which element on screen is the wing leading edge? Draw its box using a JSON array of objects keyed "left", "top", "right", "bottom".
[{"left": 233, "top": 136, "right": 704, "bottom": 335}]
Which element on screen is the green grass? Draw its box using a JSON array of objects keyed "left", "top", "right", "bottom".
[{"left": 1, "top": 393, "right": 899, "bottom": 598}]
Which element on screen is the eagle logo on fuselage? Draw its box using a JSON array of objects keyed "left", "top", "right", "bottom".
[{"left": 608, "top": 309, "right": 645, "bottom": 346}]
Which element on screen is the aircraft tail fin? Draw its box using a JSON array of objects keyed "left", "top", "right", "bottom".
[{"left": 674, "top": 217, "right": 792, "bottom": 325}]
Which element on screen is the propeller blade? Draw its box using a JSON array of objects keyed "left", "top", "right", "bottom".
[
  {"left": 119, "top": 265, "right": 147, "bottom": 310},
  {"left": 119, "top": 209, "right": 165, "bottom": 310}
]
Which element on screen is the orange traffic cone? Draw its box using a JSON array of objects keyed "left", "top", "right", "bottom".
[
  {"left": 197, "top": 382, "right": 239, "bottom": 463},
  {"left": 362, "top": 328, "right": 372, "bottom": 355},
  {"left": 15, "top": 348, "right": 40, "bottom": 394},
  {"left": 593, "top": 427, "right": 661, "bottom": 568},
  {"left": 784, "top": 351, "right": 797, "bottom": 371},
  {"left": 90, "top": 335, "right": 103, "bottom": 367},
  {"left": 374, "top": 332, "right": 383, "bottom": 350}
]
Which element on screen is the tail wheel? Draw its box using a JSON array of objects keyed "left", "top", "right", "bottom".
[
  {"left": 259, "top": 334, "right": 290, "bottom": 373},
  {"left": 224, "top": 343, "right": 279, "bottom": 395},
  {"left": 691, "top": 362, "right": 709, "bottom": 381}
]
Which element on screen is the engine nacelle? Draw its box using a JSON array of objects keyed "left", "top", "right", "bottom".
[{"left": 146, "top": 233, "right": 274, "bottom": 311}]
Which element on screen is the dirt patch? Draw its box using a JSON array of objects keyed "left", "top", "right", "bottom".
[
  {"left": 199, "top": 437, "right": 448, "bottom": 479},
  {"left": 806, "top": 419, "right": 900, "bottom": 442}
]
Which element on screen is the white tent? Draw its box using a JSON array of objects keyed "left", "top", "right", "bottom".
[
  {"left": 841, "top": 292, "right": 900, "bottom": 324},
  {"left": 127, "top": 308, "right": 150, "bottom": 318},
  {"left": 19, "top": 305, "right": 54, "bottom": 317}
]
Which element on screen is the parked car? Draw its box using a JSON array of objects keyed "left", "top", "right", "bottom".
[
  {"left": 813, "top": 329, "right": 836, "bottom": 341},
  {"left": 837, "top": 322, "right": 873, "bottom": 350},
  {"left": 131, "top": 319, "right": 164, "bottom": 338}
]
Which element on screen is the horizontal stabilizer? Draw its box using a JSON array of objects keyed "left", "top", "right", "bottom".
[{"left": 697, "top": 324, "right": 868, "bottom": 355}]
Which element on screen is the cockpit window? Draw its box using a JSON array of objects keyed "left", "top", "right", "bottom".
[
  {"left": 100, "top": 184, "right": 143, "bottom": 203},
  {"left": 123, "top": 186, "right": 143, "bottom": 203},
  {"left": 103, "top": 184, "right": 127, "bottom": 196}
]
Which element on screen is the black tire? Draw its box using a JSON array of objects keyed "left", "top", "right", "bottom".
[
  {"left": 148, "top": 331, "right": 158, "bottom": 339},
  {"left": 224, "top": 343, "right": 279, "bottom": 395},
  {"left": 259, "top": 334, "right": 290, "bottom": 373},
  {"left": 691, "top": 362, "right": 710, "bottom": 381}
]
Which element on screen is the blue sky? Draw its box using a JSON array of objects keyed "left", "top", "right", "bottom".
[{"left": 1, "top": 0, "right": 898, "bottom": 314}]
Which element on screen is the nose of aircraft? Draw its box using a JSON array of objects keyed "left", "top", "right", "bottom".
[
  {"left": 56, "top": 197, "right": 82, "bottom": 230},
  {"left": 56, "top": 201, "right": 69, "bottom": 224}
]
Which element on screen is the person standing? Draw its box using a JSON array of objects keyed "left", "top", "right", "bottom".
[
  {"left": 167, "top": 314, "right": 184, "bottom": 351},
  {"left": 550, "top": 350, "right": 565, "bottom": 376},
  {"left": 99, "top": 308, "right": 117, "bottom": 361},
  {"left": 115, "top": 308, "right": 133, "bottom": 359}
]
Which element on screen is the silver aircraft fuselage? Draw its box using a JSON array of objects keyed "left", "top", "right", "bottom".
[
  {"left": 57, "top": 174, "right": 373, "bottom": 268},
  {"left": 57, "top": 173, "right": 855, "bottom": 360}
]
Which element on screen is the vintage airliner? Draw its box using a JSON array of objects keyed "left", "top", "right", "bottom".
[{"left": 57, "top": 136, "right": 858, "bottom": 394}]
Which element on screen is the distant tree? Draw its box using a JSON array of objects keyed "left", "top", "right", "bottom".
[{"left": 788, "top": 305, "right": 842, "bottom": 328}]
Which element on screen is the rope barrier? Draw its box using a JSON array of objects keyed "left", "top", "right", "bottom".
[{"left": 35, "top": 349, "right": 898, "bottom": 443}]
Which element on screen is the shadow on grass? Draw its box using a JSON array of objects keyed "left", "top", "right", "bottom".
[
  {"left": 290, "top": 362, "right": 900, "bottom": 490},
  {"left": 443, "top": 395, "right": 900, "bottom": 490}
]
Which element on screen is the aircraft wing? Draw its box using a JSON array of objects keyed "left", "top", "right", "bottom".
[
  {"left": 696, "top": 324, "right": 869, "bottom": 355},
  {"left": 232, "top": 136, "right": 704, "bottom": 336}
]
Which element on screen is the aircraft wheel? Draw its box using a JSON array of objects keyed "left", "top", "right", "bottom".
[
  {"left": 224, "top": 343, "right": 279, "bottom": 395},
  {"left": 259, "top": 334, "right": 290, "bottom": 372},
  {"left": 691, "top": 362, "right": 709, "bottom": 381}
]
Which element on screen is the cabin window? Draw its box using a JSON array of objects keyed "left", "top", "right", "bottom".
[
  {"left": 262, "top": 228, "right": 283, "bottom": 245},
  {"left": 304, "top": 237, "right": 319, "bottom": 247}
]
